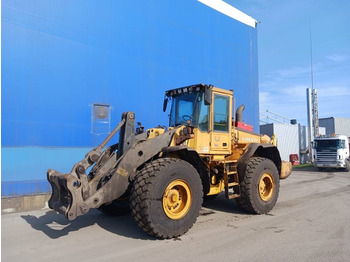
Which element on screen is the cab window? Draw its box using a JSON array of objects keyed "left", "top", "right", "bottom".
[
  {"left": 213, "top": 95, "right": 229, "bottom": 132},
  {"left": 198, "top": 97, "right": 209, "bottom": 131}
]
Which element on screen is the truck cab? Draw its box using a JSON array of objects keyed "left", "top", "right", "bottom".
[{"left": 313, "top": 134, "right": 350, "bottom": 171}]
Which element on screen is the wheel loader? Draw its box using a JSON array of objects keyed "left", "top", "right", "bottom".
[{"left": 47, "top": 83, "right": 292, "bottom": 239}]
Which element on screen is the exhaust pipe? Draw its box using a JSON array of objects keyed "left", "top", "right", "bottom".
[{"left": 236, "top": 104, "right": 245, "bottom": 122}]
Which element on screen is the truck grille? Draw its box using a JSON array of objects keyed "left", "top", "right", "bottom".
[{"left": 315, "top": 151, "right": 337, "bottom": 161}]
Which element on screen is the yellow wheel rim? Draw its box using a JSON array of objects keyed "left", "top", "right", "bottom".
[
  {"left": 163, "top": 179, "right": 192, "bottom": 220},
  {"left": 259, "top": 173, "right": 275, "bottom": 201}
]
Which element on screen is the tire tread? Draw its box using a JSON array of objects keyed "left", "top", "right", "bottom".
[
  {"left": 236, "top": 157, "right": 279, "bottom": 214},
  {"left": 130, "top": 158, "right": 202, "bottom": 239}
]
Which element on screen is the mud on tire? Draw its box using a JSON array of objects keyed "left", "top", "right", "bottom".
[
  {"left": 236, "top": 157, "right": 280, "bottom": 214},
  {"left": 130, "top": 158, "right": 203, "bottom": 239}
]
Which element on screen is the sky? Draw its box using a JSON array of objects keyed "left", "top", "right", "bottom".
[{"left": 228, "top": 0, "right": 350, "bottom": 125}]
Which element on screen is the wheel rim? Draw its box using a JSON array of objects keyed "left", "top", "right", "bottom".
[
  {"left": 163, "top": 179, "right": 192, "bottom": 220},
  {"left": 259, "top": 173, "right": 275, "bottom": 201}
]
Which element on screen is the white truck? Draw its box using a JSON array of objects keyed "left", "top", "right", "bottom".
[{"left": 313, "top": 134, "right": 350, "bottom": 171}]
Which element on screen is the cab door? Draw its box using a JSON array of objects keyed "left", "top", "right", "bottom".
[{"left": 210, "top": 93, "right": 232, "bottom": 154}]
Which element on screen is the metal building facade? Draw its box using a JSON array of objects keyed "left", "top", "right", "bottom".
[
  {"left": 319, "top": 117, "right": 350, "bottom": 137},
  {"left": 260, "top": 123, "right": 300, "bottom": 162},
  {"left": 2, "top": 1, "right": 259, "bottom": 195}
]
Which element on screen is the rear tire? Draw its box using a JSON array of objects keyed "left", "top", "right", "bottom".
[
  {"left": 130, "top": 158, "right": 203, "bottom": 239},
  {"left": 236, "top": 157, "right": 280, "bottom": 214}
]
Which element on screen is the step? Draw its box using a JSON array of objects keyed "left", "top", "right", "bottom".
[
  {"left": 224, "top": 160, "right": 238, "bottom": 163},
  {"left": 227, "top": 193, "right": 240, "bottom": 199},
  {"left": 227, "top": 182, "right": 239, "bottom": 187}
]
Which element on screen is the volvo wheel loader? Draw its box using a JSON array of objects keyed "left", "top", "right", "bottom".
[{"left": 47, "top": 84, "right": 292, "bottom": 239}]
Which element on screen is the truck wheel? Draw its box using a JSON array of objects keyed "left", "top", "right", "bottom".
[
  {"left": 236, "top": 157, "right": 280, "bottom": 214},
  {"left": 344, "top": 160, "right": 350, "bottom": 172},
  {"left": 130, "top": 158, "right": 203, "bottom": 239}
]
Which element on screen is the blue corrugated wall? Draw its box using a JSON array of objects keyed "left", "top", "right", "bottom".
[{"left": 2, "top": 0, "right": 259, "bottom": 195}]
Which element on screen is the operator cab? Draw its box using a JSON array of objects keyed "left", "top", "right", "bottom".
[{"left": 164, "top": 84, "right": 233, "bottom": 154}]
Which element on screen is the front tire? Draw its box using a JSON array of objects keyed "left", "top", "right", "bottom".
[
  {"left": 130, "top": 158, "right": 203, "bottom": 239},
  {"left": 236, "top": 157, "right": 280, "bottom": 214}
]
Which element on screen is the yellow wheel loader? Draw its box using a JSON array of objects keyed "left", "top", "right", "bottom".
[{"left": 47, "top": 84, "right": 292, "bottom": 239}]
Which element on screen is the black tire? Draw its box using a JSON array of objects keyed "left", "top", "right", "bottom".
[
  {"left": 236, "top": 157, "right": 280, "bottom": 214},
  {"left": 344, "top": 160, "right": 350, "bottom": 172},
  {"left": 130, "top": 158, "right": 203, "bottom": 239}
]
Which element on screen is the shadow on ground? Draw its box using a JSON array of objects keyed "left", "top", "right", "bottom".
[
  {"left": 21, "top": 192, "right": 250, "bottom": 240},
  {"left": 203, "top": 192, "right": 249, "bottom": 215},
  {"left": 21, "top": 209, "right": 154, "bottom": 240}
]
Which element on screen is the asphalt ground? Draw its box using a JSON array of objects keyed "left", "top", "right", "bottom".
[{"left": 2, "top": 167, "right": 350, "bottom": 262}]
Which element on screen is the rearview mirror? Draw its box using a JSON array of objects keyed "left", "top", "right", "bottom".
[
  {"left": 204, "top": 85, "right": 213, "bottom": 105},
  {"left": 163, "top": 97, "right": 168, "bottom": 112}
]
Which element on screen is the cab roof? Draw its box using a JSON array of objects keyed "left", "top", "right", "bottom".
[{"left": 165, "top": 83, "right": 233, "bottom": 97}]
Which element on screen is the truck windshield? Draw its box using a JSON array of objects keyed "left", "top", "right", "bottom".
[
  {"left": 169, "top": 92, "right": 209, "bottom": 131},
  {"left": 314, "top": 139, "right": 345, "bottom": 150}
]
